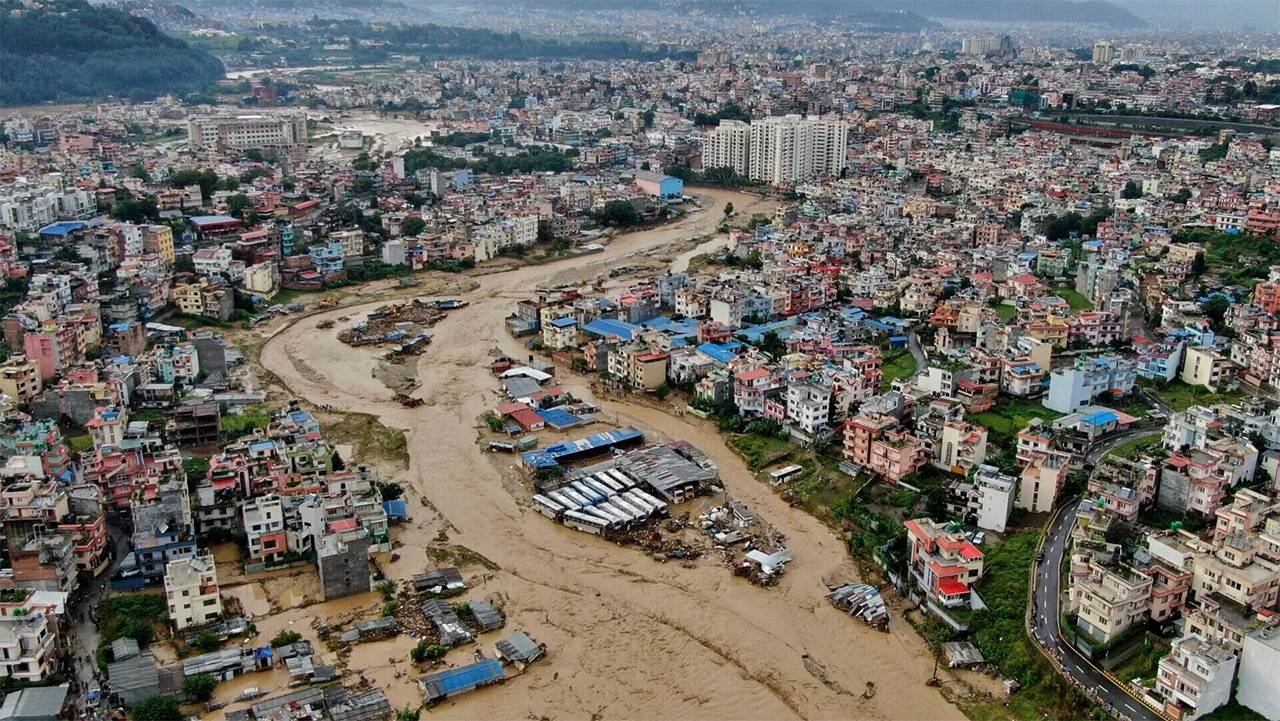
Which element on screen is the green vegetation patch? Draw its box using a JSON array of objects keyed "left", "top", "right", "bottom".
[
  {"left": 1051, "top": 286, "right": 1094, "bottom": 312},
  {"left": 728, "top": 432, "right": 794, "bottom": 471},
  {"left": 971, "top": 398, "right": 1063, "bottom": 438},
  {"left": 880, "top": 349, "right": 918, "bottom": 391},
  {"left": 1141, "top": 380, "right": 1243, "bottom": 412},
  {"left": 323, "top": 411, "right": 409, "bottom": 470}
]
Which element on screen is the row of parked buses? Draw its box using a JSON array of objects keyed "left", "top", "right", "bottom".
[{"left": 531, "top": 469, "right": 669, "bottom": 536}]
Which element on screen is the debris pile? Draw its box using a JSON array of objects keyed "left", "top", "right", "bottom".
[
  {"left": 700, "top": 499, "right": 791, "bottom": 586},
  {"left": 337, "top": 299, "right": 448, "bottom": 349},
  {"left": 826, "top": 583, "right": 890, "bottom": 629}
]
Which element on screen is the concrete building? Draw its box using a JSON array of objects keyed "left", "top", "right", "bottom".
[
  {"left": 904, "top": 517, "right": 986, "bottom": 616},
  {"left": 0, "top": 356, "right": 42, "bottom": 404},
  {"left": 1237, "top": 624, "right": 1280, "bottom": 721},
  {"left": 1018, "top": 450, "right": 1070, "bottom": 513},
  {"left": 1045, "top": 355, "right": 1136, "bottom": 413},
  {"left": 1156, "top": 634, "right": 1236, "bottom": 721},
  {"left": 748, "top": 114, "right": 848, "bottom": 186},
  {"left": 971, "top": 465, "right": 1016, "bottom": 533},
  {"left": 187, "top": 112, "right": 308, "bottom": 153},
  {"left": 701, "top": 119, "right": 751, "bottom": 176},
  {"left": 318, "top": 528, "right": 371, "bottom": 600},
  {"left": 1092, "top": 40, "right": 1116, "bottom": 63},
  {"left": 1071, "top": 559, "right": 1153, "bottom": 644},
  {"left": 164, "top": 552, "right": 222, "bottom": 631}
]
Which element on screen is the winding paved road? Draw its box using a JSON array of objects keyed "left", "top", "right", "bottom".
[{"left": 1032, "top": 502, "right": 1164, "bottom": 721}]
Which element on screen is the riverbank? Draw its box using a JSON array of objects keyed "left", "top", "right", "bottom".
[{"left": 249, "top": 187, "right": 972, "bottom": 720}]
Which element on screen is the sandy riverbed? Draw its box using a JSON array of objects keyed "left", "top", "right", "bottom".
[{"left": 255, "top": 188, "right": 971, "bottom": 720}]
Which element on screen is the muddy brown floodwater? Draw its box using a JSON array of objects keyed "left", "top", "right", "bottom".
[{"left": 257, "top": 188, "right": 968, "bottom": 720}]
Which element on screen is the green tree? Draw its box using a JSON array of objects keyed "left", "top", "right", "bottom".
[
  {"left": 225, "top": 193, "right": 253, "bottom": 219},
  {"left": 376, "top": 579, "right": 398, "bottom": 601},
  {"left": 192, "top": 629, "right": 220, "bottom": 652},
  {"left": 723, "top": 201, "right": 735, "bottom": 218},
  {"left": 131, "top": 696, "right": 180, "bottom": 721},
  {"left": 270, "top": 630, "right": 302, "bottom": 647},
  {"left": 1121, "top": 181, "right": 1142, "bottom": 199},
  {"left": 129, "top": 164, "right": 152, "bottom": 183},
  {"left": 111, "top": 196, "right": 159, "bottom": 222},
  {"left": 596, "top": 199, "right": 641, "bottom": 226},
  {"left": 183, "top": 673, "right": 218, "bottom": 701},
  {"left": 402, "top": 216, "right": 426, "bottom": 236},
  {"left": 1200, "top": 295, "right": 1230, "bottom": 329}
]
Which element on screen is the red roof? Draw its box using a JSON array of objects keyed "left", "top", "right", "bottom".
[
  {"left": 328, "top": 518, "right": 359, "bottom": 533},
  {"left": 737, "top": 368, "right": 771, "bottom": 382},
  {"left": 938, "top": 578, "right": 969, "bottom": 597}
]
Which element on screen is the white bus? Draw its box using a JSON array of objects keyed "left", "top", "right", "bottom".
[
  {"left": 581, "top": 478, "right": 617, "bottom": 499},
  {"left": 593, "top": 473, "right": 625, "bottom": 493},
  {"left": 769, "top": 464, "right": 804, "bottom": 486},
  {"left": 569, "top": 481, "right": 605, "bottom": 503},
  {"left": 559, "top": 488, "right": 593, "bottom": 509},
  {"left": 532, "top": 494, "right": 566, "bottom": 519},
  {"left": 546, "top": 491, "right": 580, "bottom": 512},
  {"left": 606, "top": 469, "right": 635, "bottom": 490},
  {"left": 630, "top": 488, "right": 669, "bottom": 516},
  {"left": 562, "top": 510, "right": 608, "bottom": 535}
]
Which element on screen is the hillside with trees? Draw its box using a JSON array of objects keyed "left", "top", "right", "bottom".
[{"left": 0, "top": 0, "right": 224, "bottom": 105}]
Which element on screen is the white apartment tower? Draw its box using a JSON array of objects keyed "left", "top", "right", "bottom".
[
  {"left": 701, "top": 119, "right": 751, "bottom": 177},
  {"left": 701, "top": 115, "right": 848, "bottom": 186},
  {"left": 748, "top": 114, "right": 848, "bottom": 186}
]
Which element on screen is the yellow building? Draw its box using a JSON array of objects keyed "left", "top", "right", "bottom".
[
  {"left": 142, "top": 225, "right": 175, "bottom": 264},
  {"left": 0, "top": 356, "right": 42, "bottom": 403}
]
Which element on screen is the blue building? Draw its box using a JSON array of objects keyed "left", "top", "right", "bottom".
[
  {"left": 634, "top": 170, "right": 684, "bottom": 200},
  {"left": 309, "top": 241, "right": 345, "bottom": 275}
]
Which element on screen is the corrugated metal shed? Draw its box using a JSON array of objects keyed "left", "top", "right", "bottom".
[
  {"left": 419, "top": 659, "right": 506, "bottom": 703},
  {"left": 495, "top": 632, "right": 545, "bottom": 665},
  {"left": 469, "top": 600, "right": 505, "bottom": 632}
]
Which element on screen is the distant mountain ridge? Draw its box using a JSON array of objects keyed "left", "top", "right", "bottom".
[
  {"left": 0, "top": 0, "right": 225, "bottom": 106},
  {"left": 512, "top": 0, "right": 1146, "bottom": 29}
]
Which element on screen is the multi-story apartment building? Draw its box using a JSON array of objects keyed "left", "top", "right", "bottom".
[
  {"left": 1070, "top": 559, "right": 1153, "bottom": 644},
  {"left": 0, "top": 355, "right": 42, "bottom": 404},
  {"left": 904, "top": 517, "right": 986, "bottom": 616},
  {"left": 933, "top": 421, "right": 988, "bottom": 476},
  {"left": 1045, "top": 355, "right": 1136, "bottom": 413},
  {"left": 701, "top": 119, "right": 751, "bottom": 176},
  {"left": 1156, "top": 634, "right": 1236, "bottom": 721},
  {"left": 1190, "top": 534, "right": 1280, "bottom": 611},
  {"left": 164, "top": 551, "right": 223, "bottom": 631},
  {"left": 0, "top": 601, "right": 59, "bottom": 683},
  {"left": 242, "top": 494, "right": 287, "bottom": 562},
  {"left": 1018, "top": 449, "right": 1070, "bottom": 513},
  {"left": 843, "top": 413, "right": 925, "bottom": 483},
  {"left": 1237, "top": 624, "right": 1280, "bottom": 721},
  {"left": 187, "top": 112, "right": 308, "bottom": 153}
]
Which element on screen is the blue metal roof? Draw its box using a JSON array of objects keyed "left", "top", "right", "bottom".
[
  {"left": 190, "top": 215, "right": 238, "bottom": 225},
  {"left": 582, "top": 318, "right": 638, "bottom": 341},
  {"left": 520, "top": 427, "right": 644, "bottom": 468},
  {"left": 382, "top": 499, "right": 408, "bottom": 519},
  {"left": 38, "top": 221, "right": 87, "bottom": 236},
  {"left": 1083, "top": 410, "right": 1118, "bottom": 426},
  {"left": 536, "top": 408, "right": 585, "bottom": 429},
  {"left": 697, "top": 342, "right": 740, "bottom": 364},
  {"left": 548, "top": 317, "right": 578, "bottom": 328},
  {"left": 425, "top": 659, "right": 506, "bottom": 696}
]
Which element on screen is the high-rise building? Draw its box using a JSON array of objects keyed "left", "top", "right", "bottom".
[
  {"left": 1092, "top": 40, "right": 1116, "bottom": 64},
  {"left": 747, "top": 114, "right": 848, "bottom": 186},
  {"left": 700, "top": 119, "right": 751, "bottom": 176},
  {"left": 961, "top": 35, "right": 999, "bottom": 56},
  {"left": 187, "top": 111, "right": 308, "bottom": 152}
]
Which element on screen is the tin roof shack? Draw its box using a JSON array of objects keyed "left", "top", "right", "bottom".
[
  {"left": 420, "top": 599, "right": 473, "bottom": 647},
  {"left": 227, "top": 684, "right": 389, "bottom": 721},
  {"left": 338, "top": 616, "right": 398, "bottom": 645},
  {"left": 182, "top": 646, "right": 272, "bottom": 681},
  {"left": 419, "top": 659, "right": 506, "bottom": 706},
  {"left": 412, "top": 567, "right": 466, "bottom": 598},
  {"left": 317, "top": 528, "right": 370, "bottom": 601},
  {"left": 495, "top": 631, "right": 546, "bottom": 667},
  {"left": 942, "top": 641, "right": 986, "bottom": 669},
  {"left": 107, "top": 642, "right": 160, "bottom": 707},
  {"left": 613, "top": 442, "right": 719, "bottom": 503},
  {"left": 466, "top": 600, "right": 506, "bottom": 632},
  {"left": 0, "top": 683, "right": 68, "bottom": 721}
]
